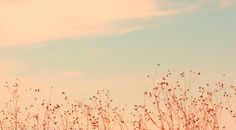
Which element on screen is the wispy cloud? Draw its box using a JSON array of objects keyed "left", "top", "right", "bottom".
[
  {"left": 60, "top": 70, "right": 84, "bottom": 79},
  {"left": 0, "top": 60, "right": 25, "bottom": 81},
  {"left": 0, "top": 0, "right": 200, "bottom": 48},
  {"left": 219, "top": 0, "right": 236, "bottom": 7},
  {"left": 14, "top": 69, "right": 84, "bottom": 92}
]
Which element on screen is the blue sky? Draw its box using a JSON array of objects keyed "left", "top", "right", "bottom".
[{"left": 0, "top": 0, "right": 235, "bottom": 105}]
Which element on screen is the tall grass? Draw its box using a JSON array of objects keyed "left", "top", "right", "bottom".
[{"left": 0, "top": 69, "right": 235, "bottom": 130}]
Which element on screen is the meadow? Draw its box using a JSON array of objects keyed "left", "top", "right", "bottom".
[{"left": 0, "top": 69, "right": 235, "bottom": 130}]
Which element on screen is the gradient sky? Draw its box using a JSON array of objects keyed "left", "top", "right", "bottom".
[{"left": 0, "top": 0, "right": 236, "bottom": 110}]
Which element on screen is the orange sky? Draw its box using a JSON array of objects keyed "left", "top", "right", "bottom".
[{"left": 0, "top": 0, "right": 236, "bottom": 129}]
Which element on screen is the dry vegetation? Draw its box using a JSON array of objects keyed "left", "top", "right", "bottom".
[{"left": 0, "top": 68, "right": 236, "bottom": 130}]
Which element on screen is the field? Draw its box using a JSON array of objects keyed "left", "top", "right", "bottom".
[{"left": 0, "top": 70, "right": 235, "bottom": 130}]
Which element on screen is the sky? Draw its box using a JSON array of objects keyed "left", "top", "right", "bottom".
[{"left": 0, "top": 0, "right": 236, "bottom": 109}]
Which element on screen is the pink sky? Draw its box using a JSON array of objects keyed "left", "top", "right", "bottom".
[
  {"left": 0, "top": 0, "right": 236, "bottom": 129},
  {"left": 0, "top": 0, "right": 201, "bottom": 47}
]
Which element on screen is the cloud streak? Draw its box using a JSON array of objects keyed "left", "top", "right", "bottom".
[
  {"left": 0, "top": 0, "right": 198, "bottom": 47},
  {"left": 219, "top": 0, "right": 236, "bottom": 7}
]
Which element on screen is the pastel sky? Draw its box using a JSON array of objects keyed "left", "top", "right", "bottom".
[{"left": 0, "top": 0, "right": 236, "bottom": 110}]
